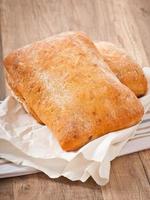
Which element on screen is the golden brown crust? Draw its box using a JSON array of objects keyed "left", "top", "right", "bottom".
[
  {"left": 5, "top": 72, "right": 43, "bottom": 124},
  {"left": 4, "top": 32, "right": 144, "bottom": 151},
  {"left": 95, "top": 41, "right": 147, "bottom": 97}
]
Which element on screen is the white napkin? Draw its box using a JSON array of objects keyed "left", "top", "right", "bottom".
[{"left": 0, "top": 67, "right": 150, "bottom": 185}]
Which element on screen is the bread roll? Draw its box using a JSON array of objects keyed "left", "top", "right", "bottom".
[
  {"left": 4, "top": 32, "right": 144, "bottom": 151},
  {"left": 95, "top": 42, "right": 147, "bottom": 97}
]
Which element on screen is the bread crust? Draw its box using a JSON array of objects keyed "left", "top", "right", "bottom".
[
  {"left": 4, "top": 32, "right": 144, "bottom": 151},
  {"left": 95, "top": 41, "right": 147, "bottom": 97}
]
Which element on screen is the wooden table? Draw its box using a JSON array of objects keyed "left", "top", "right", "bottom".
[{"left": 0, "top": 0, "right": 150, "bottom": 199}]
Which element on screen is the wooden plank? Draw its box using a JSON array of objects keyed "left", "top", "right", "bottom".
[
  {"left": 0, "top": 0, "right": 150, "bottom": 200},
  {"left": 109, "top": 0, "right": 149, "bottom": 66},
  {"left": 0, "top": 0, "right": 6, "bottom": 100},
  {"left": 0, "top": 0, "right": 117, "bottom": 56},
  {"left": 0, "top": 177, "right": 14, "bottom": 200},
  {"left": 129, "top": 0, "right": 150, "bottom": 65},
  {"left": 101, "top": 152, "right": 150, "bottom": 200},
  {"left": 0, "top": 173, "right": 104, "bottom": 200},
  {"left": 139, "top": 150, "right": 150, "bottom": 183}
]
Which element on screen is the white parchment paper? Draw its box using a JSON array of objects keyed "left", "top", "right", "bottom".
[{"left": 0, "top": 67, "right": 150, "bottom": 185}]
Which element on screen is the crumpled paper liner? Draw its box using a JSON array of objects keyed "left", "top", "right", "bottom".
[{"left": 0, "top": 67, "right": 150, "bottom": 185}]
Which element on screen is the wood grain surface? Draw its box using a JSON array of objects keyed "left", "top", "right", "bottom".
[{"left": 0, "top": 0, "right": 150, "bottom": 199}]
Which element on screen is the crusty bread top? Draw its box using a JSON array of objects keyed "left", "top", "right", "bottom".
[{"left": 96, "top": 41, "right": 147, "bottom": 97}]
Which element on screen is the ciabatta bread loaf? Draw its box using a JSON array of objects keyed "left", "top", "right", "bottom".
[
  {"left": 4, "top": 32, "right": 144, "bottom": 151},
  {"left": 95, "top": 41, "right": 147, "bottom": 97}
]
